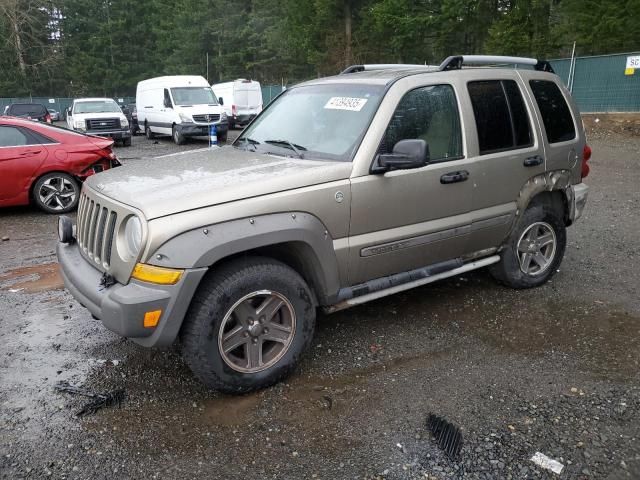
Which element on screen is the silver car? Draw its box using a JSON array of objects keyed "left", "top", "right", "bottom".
[{"left": 57, "top": 55, "right": 590, "bottom": 393}]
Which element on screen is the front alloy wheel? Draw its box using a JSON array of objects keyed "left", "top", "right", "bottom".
[
  {"left": 219, "top": 291, "right": 296, "bottom": 373},
  {"left": 180, "top": 257, "right": 316, "bottom": 393}
]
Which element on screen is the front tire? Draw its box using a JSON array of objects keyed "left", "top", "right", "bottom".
[
  {"left": 145, "top": 124, "right": 154, "bottom": 140},
  {"left": 32, "top": 172, "right": 80, "bottom": 214},
  {"left": 173, "top": 126, "right": 186, "bottom": 145},
  {"left": 218, "top": 132, "right": 227, "bottom": 143},
  {"left": 122, "top": 137, "right": 132, "bottom": 147},
  {"left": 489, "top": 202, "right": 566, "bottom": 289},
  {"left": 180, "top": 257, "right": 316, "bottom": 393}
]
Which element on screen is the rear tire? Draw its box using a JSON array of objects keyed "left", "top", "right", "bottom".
[
  {"left": 32, "top": 172, "right": 80, "bottom": 214},
  {"left": 489, "top": 203, "right": 566, "bottom": 289},
  {"left": 180, "top": 257, "right": 316, "bottom": 393}
]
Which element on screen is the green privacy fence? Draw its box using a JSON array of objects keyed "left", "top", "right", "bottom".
[
  {"left": 549, "top": 52, "right": 640, "bottom": 112},
  {"left": 261, "top": 85, "right": 285, "bottom": 105},
  {"left": 0, "top": 96, "right": 136, "bottom": 117}
]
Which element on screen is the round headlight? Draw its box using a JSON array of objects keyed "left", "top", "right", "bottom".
[{"left": 123, "top": 216, "right": 143, "bottom": 258}]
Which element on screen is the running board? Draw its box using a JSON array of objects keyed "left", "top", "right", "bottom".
[{"left": 324, "top": 255, "right": 500, "bottom": 313}]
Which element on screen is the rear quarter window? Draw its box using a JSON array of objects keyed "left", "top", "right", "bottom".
[{"left": 529, "top": 80, "right": 576, "bottom": 143}]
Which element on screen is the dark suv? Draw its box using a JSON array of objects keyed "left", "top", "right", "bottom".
[{"left": 5, "top": 103, "right": 52, "bottom": 123}]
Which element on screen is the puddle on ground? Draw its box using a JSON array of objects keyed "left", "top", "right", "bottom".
[{"left": 0, "top": 262, "right": 63, "bottom": 293}]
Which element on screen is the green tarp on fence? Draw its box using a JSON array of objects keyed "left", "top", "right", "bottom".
[{"left": 550, "top": 52, "right": 640, "bottom": 113}]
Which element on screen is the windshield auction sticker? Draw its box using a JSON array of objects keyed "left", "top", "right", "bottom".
[{"left": 324, "top": 97, "right": 368, "bottom": 111}]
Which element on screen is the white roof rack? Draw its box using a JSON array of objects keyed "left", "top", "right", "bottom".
[{"left": 341, "top": 56, "right": 555, "bottom": 75}]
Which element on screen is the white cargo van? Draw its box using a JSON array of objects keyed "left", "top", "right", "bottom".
[
  {"left": 212, "top": 79, "right": 262, "bottom": 129},
  {"left": 136, "top": 76, "right": 228, "bottom": 144}
]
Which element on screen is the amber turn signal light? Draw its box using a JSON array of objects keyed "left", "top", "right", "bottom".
[
  {"left": 143, "top": 310, "right": 162, "bottom": 328},
  {"left": 131, "top": 263, "right": 183, "bottom": 285}
]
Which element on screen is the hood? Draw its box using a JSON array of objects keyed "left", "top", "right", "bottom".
[
  {"left": 86, "top": 146, "right": 352, "bottom": 219},
  {"left": 75, "top": 111, "right": 126, "bottom": 119}
]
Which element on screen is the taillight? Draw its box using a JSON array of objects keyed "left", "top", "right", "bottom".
[
  {"left": 232, "top": 104, "right": 237, "bottom": 116},
  {"left": 582, "top": 144, "right": 591, "bottom": 179}
]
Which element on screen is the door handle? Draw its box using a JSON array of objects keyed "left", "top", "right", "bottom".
[
  {"left": 440, "top": 170, "right": 469, "bottom": 184},
  {"left": 19, "top": 150, "right": 42, "bottom": 156},
  {"left": 524, "top": 155, "right": 544, "bottom": 167}
]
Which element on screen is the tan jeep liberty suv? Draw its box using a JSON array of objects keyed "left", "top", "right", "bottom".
[{"left": 57, "top": 55, "right": 591, "bottom": 393}]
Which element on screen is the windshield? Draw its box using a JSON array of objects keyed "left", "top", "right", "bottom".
[
  {"left": 235, "top": 84, "right": 384, "bottom": 161},
  {"left": 74, "top": 101, "right": 121, "bottom": 114},
  {"left": 171, "top": 87, "right": 218, "bottom": 106}
]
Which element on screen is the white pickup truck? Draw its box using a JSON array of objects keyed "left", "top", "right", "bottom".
[{"left": 66, "top": 98, "right": 131, "bottom": 146}]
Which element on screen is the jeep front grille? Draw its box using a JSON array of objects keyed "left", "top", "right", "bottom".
[
  {"left": 76, "top": 192, "right": 118, "bottom": 269},
  {"left": 192, "top": 114, "right": 220, "bottom": 123}
]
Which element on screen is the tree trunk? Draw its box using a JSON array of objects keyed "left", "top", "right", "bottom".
[{"left": 344, "top": 1, "right": 352, "bottom": 67}]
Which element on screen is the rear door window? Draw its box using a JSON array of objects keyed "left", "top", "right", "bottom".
[
  {"left": 381, "top": 84, "right": 463, "bottom": 162},
  {"left": 0, "top": 126, "right": 33, "bottom": 147},
  {"left": 467, "top": 80, "right": 533, "bottom": 154},
  {"left": 529, "top": 80, "right": 576, "bottom": 143}
]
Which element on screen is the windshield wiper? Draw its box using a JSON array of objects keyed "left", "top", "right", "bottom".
[
  {"left": 264, "top": 139, "right": 306, "bottom": 159},
  {"left": 236, "top": 137, "right": 260, "bottom": 152}
]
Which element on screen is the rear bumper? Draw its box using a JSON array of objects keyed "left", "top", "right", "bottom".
[
  {"left": 56, "top": 241, "right": 207, "bottom": 347},
  {"left": 231, "top": 114, "right": 256, "bottom": 125},
  {"left": 569, "top": 183, "right": 589, "bottom": 223}
]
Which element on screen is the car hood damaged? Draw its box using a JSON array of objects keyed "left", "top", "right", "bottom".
[{"left": 86, "top": 146, "right": 352, "bottom": 219}]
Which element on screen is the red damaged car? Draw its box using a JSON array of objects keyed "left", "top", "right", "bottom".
[{"left": 0, "top": 116, "right": 120, "bottom": 214}]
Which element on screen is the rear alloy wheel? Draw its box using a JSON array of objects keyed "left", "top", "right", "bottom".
[
  {"left": 33, "top": 172, "right": 79, "bottom": 214},
  {"left": 489, "top": 203, "right": 566, "bottom": 289},
  {"left": 180, "top": 257, "right": 316, "bottom": 393}
]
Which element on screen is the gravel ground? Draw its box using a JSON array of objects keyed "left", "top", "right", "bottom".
[{"left": 0, "top": 121, "right": 639, "bottom": 479}]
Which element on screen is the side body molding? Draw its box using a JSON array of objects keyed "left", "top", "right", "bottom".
[{"left": 148, "top": 212, "right": 342, "bottom": 305}]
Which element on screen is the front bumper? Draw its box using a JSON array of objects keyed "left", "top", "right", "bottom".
[
  {"left": 569, "top": 182, "right": 589, "bottom": 223},
  {"left": 177, "top": 122, "right": 228, "bottom": 137},
  {"left": 85, "top": 129, "right": 132, "bottom": 140},
  {"left": 57, "top": 241, "right": 207, "bottom": 347}
]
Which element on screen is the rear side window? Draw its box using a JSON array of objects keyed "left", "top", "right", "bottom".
[
  {"left": 8, "top": 104, "right": 46, "bottom": 116},
  {"left": 381, "top": 84, "right": 463, "bottom": 162},
  {"left": 468, "top": 80, "right": 533, "bottom": 154},
  {"left": 529, "top": 80, "right": 576, "bottom": 143},
  {"left": 0, "top": 126, "right": 32, "bottom": 147}
]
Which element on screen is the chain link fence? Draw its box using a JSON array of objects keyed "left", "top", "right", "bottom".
[
  {"left": 550, "top": 52, "right": 640, "bottom": 113},
  {"left": 3, "top": 52, "right": 639, "bottom": 115},
  {"left": 0, "top": 96, "right": 136, "bottom": 118}
]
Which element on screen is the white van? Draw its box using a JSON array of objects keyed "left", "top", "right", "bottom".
[
  {"left": 136, "top": 76, "right": 228, "bottom": 144},
  {"left": 212, "top": 79, "right": 262, "bottom": 129}
]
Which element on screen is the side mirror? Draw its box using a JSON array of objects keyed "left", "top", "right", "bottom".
[
  {"left": 372, "top": 139, "right": 429, "bottom": 173},
  {"left": 218, "top": 97, "right": 224, "bottom": 105}
]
